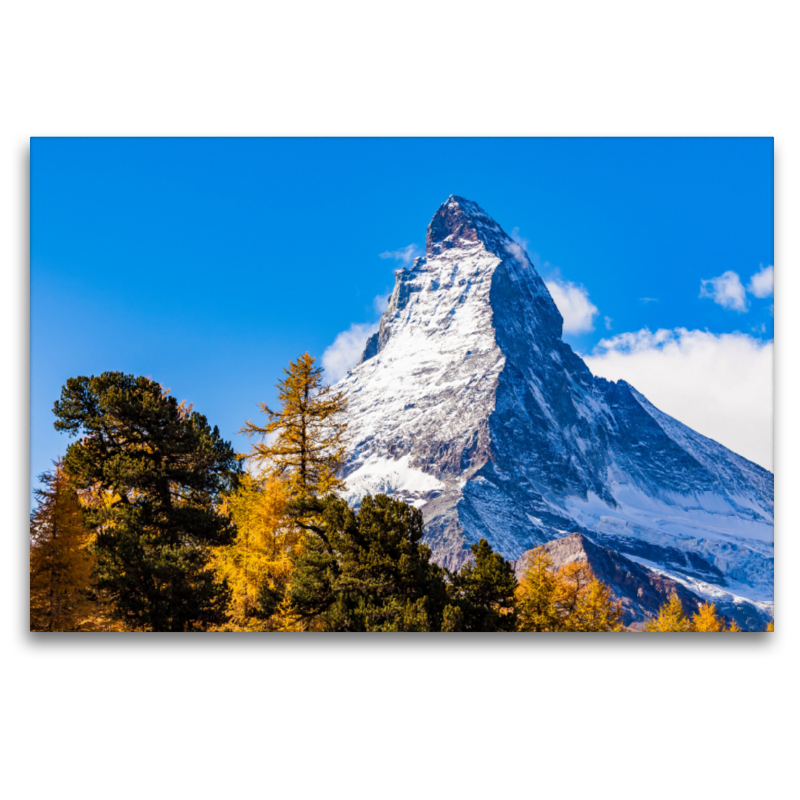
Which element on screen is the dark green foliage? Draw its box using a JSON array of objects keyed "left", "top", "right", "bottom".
[
  {"left": 53, "top": 372, "right": 241, "bottom": 631},
  {"left": 446, "top": 539, "right": 517, "bottom": 631},
  {"left": 289, "top": 493, "right": 450, "bottom": 631}
]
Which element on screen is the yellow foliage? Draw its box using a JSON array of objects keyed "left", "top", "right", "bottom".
[
  {"left": 643, "top": 593, "right": 693, "bottom": 632},
  {"left": 211, "top": 472, "right": 301, "bottom": 631},
  {"left": 692, "top": 602, "right": 724, "bottom": 632},
  {"left": 766, "top": 621, "right": 774, "bottom": 632},
  {"left": 516, "top": 548, "right": 623, "bottom": 632},
  {"left": 30, "top": 460, "right": 118, "bottom": 631},
  {"left": 240, "top": 353, "right": 348, "bottom": 499}
]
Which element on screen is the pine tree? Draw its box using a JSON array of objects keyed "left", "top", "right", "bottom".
[
  {"left": 30, "top": 459, "right": 98, "bottom": 631},
  {"left": 447, "top": 539, "right": 517, "bottom": 631},
  {"left": 644, "top": 594, "right": 693, "bottom": 632},
  {"left": 53, "top": 372, "right": 241, "bottom": 631},
  {"left": 516, "top": 547, "right": 560, "bottom": 632},
  {"left": 241, "top": 353, "right": 347, "bottom": 498},
  {"left": 692, "top": 602, "right": 724, "bottom": 632},
  {"left": 288, "top": 494, "right": 449, "bottom": 631}
]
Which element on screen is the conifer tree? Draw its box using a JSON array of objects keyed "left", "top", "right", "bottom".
[
  {"left": 516, "top": 548, "right": 623, "bottom": 632},
  {"left": 571, "top": 576, "right": 624, "bottom": 632},
  {"left": 446, "top": 539, "right": 517, "bottom": 631},
  {"left": 516, "top": 547, "right": 560, "bottom": 632},
  {"left": 726, "top": 619, "right": 743, "bottom": 633},
  {"left": 53, "top": 372, "right": 241, "bottom": 631},
  {"left": 30, "top": 459, "right": 96, "bottom": 631},
  {"left": 692, "top": 602, "right": 724, "bottom": 632},
  {"left": 288, "top": 493, "right": 449, "bottom": 631},
  {"left": 766, "top": 621, "right": 774, "bottom": 632},
  {"left": 643, "top": 594, "right": 693, "bottom": 632},
  {"left": 241, "top": 353, "right": 347, "bottom": 498},
  {"left": 210, "top": 472, "right": 300, "bottom": 631}
]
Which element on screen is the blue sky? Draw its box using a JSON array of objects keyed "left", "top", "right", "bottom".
[{"left": 31, "top": 137, "right": 774, "bottom": 489}]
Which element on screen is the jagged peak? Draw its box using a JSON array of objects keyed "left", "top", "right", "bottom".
[{"left": 426, "top": 195, "right": 510, "bottom": 255}]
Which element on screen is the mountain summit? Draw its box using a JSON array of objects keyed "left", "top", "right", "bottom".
[{"left": 336, "top": 196, "right": 773, "bottom": 625}]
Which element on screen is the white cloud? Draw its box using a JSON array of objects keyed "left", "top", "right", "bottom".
[
  {"left": 544, "top": 277, "right": 599, "bottom": 334},
  {"left": 585, "top": 328, "right": 773, "bottom": 470},
  {"left": 322, "top": 321, "right": 379, "bottom": 383},
  {"left": 604, "top": 316, "right": 613, "bottom": 330},
  {"left": 373, "top": 292, "right": 390, "bottom": 314},
  {"left": 700, "top": 270, "right": 748, "bottom": 312},
  {"left": 747, "top": 264, "right": 774, "bottom": 298},
  {"left": 379, "top": 244, "right": 421, "bottom": 267},
  {"left": 322, "top": 291, "right": 393, "bottom": 383}
]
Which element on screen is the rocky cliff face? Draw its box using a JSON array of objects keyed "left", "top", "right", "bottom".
[{"left": 336, "top": 196, "right": 773, "bottom": 628}]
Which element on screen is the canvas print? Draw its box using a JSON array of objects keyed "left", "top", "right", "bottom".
[{"left": 30, "top": 138, "right": 774, "bottom": 632}]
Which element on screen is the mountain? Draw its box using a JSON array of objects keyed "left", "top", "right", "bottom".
[{"left": 335, "top": 195, "right": 774, "bottom": 629}]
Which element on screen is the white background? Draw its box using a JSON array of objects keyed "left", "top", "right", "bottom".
[{"left": 3, "top": 2, "right": 796, "bottom": 798}]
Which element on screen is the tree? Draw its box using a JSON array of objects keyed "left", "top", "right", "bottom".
[
  {"left": 30, "top": 459, "right": 97, "bottom": 631},
  {"left": 241, "top": 353, "right": 347, "bottom": 498},
  {"left": 210, "top": 472, "right": 300, "bottom": 631},
  {"left": 766, "top": 621, "right": 774, "bottom": 632},
  {"left": 53, "top": 372, "right": 241, "bottom": 631},
  {"left": 516, "top": 547, "right": 560, "bottom": 632},
  {"left": 288, "top": 494, "right": 450, "bottom": 631},
  {"left": 446, "top": 539, "right": 517, "bottom": 631},
  {"left": 644, "top": 594, "right": 693, "bottom": 632},
  {"left": 692, "top": 602, "right": 724, "bottom": 632},
  {"left": 571, "top": 576, "right": 624, "bottom": 632},
  {"left": 516, "top": 548, "right": 622, "bottom": 632}
]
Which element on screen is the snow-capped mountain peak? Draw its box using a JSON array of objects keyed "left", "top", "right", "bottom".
[{"left": 336, "top": 196, "right": 773, "bottom": 627}]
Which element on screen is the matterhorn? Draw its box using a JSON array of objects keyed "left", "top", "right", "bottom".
[{"left": 335, "top": 196, "right": 773, "bottom": 629}]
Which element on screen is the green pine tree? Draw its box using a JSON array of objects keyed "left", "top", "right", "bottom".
[
  {"left": 288, "top": 493, "right": 450, "bottom": 631},
  {"left": 446, "top": 539, "right": 517, "bottom": 631},
  {"left": 53, "top": 372, "right": 242, "bottom": 631}
]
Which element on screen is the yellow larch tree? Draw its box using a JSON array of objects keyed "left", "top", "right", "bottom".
[
  {"left": 240, "top": 353, "right": 348, "bottom": 499},
  {"left": 516, "top": 547, "right": 560, "bottom": 632},
  {"left": 210, "top": 471, "right": 301, "bottom": 631},
  {"left": 30, "top": 459, "right": 98, "bottom": 631},
  {"left": 572, "top": 576, "right": 624, "bottom": 632},
  {"left": 644, "top": 594, "right": 694, "bottom": 632},
  {"left": 692, "top": 602, "right": 724, "bottom": 632},
  {"left": 516, "top": 549, "right": 623, "bottom": 632}
]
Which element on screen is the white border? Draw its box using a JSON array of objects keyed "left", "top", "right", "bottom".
[{"left": 4, "top": 3, "right": 796, "bottom": 798}]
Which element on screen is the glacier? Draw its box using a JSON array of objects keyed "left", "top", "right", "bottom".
[{"left": 334, "top": 195, "right": 773, "bottom": 623}]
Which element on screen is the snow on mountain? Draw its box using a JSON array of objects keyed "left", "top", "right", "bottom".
[{"left": 335, "top": 195, "right": 774, "bottom": 621}]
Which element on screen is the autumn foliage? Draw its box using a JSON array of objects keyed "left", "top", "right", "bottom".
[{"left": 516, "top": 547, "right": 623, "bottom": 632}]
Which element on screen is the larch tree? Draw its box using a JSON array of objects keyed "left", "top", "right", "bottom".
[
  {"left": 53, "top": 372, "right": 241, "bottom": 632},
  {"left": 515, "top": 547, "right": 560, "bottom": 632},
  {"left": 692, "top": 602, "right": 724, "bottom": 632},
  {"left": 30, "top": 459, "right": 97, "bottom": 631},
  {"left": 516, "top": 548, "right": 623, "bottom": 632},
  {"left": 241, "top": 353, "right": 348, "bottom": 499},
  {"left": 643, "top": 594, "right": 693, "bottom": 632},
  {"left": 210, "top": 472, "right": 300, "bottom": 631},
  {"left": 572, "top": 576, "right": 624, "bottom": 632}
]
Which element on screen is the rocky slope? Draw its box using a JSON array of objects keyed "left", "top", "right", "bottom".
[{"left": 336, "top": 195, "right": 774, "bottom": 629}]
